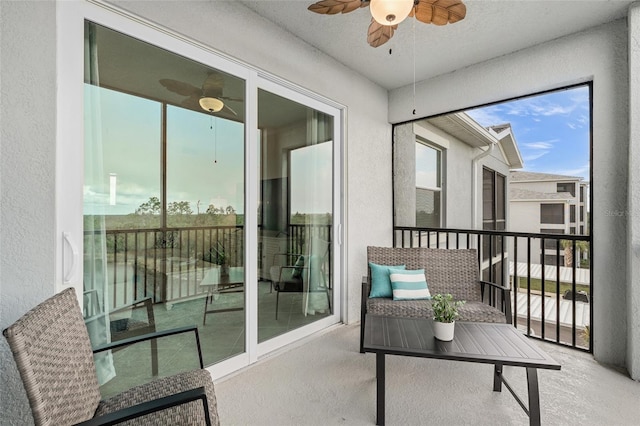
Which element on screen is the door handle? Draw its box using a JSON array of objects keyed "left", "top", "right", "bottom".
[{"left": 63, "top": 232, "right": 78, "bottom": 283}]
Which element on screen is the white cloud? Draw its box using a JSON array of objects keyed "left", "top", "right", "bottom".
[
  {"left": 522, "top": 140, "right": 557, "bottom": 150},
  {"left": 523, "top": 151, "right": 550, "bottom": 161}
]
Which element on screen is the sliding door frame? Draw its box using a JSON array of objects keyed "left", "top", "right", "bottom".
[{"left": 57, "top": 0, "right": 344, "bottom": 380}]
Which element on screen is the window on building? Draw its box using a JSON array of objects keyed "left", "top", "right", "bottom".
[
  {"left": 482, "top": 168, "right": 506, "bottom": 280},
  {"left": 541, "top": 228, "right": 564, "bottom": 249},
  {"left": 483, "top": 168, "right": 506, "bottom": 231},
  {"left": 570, "top": 205, "right": 576, "bottom": 222},
  {"left": 557, "top": 182, "right": 575, "bottom": 196},
  {"left": 541, "top": 203, "right": 564, "bottom": 224},
  {"left": 544, "top": 254, "right": 564, "bottom": 266},
  {"left": 415, "top": 142, "right": 442, "bottom": 227},
  {"left": 580, "top": 185, "right": 585, "bottom": 202}
]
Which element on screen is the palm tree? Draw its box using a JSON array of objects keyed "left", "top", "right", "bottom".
[{"left": 560, "top": 239, "right": 590, "bottom": 267}]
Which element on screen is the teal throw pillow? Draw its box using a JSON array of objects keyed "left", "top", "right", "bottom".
[
  {"left": 389, "top": 268, "right": 431, "bottom": 301},
  {"left": 369, "top": 262, "right": 406, "bottom": 298}
]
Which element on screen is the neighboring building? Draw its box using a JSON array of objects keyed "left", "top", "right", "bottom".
[
  {"left": 509, "top": 171, "right": 589, "bottom": 265},
  {"left": 393, "top": 115, "right": 523, "bottom": 285}
]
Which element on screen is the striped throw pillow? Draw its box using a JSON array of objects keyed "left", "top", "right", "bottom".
[{"left": 388, "top": 269, "right": 431, "bottom": 301}]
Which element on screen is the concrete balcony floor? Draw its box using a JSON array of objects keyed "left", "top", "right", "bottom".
[{"left": 216, "top": 323, "right": 640, "bottom": 425}]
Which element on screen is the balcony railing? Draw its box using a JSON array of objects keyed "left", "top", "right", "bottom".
[
  {"left": 394, "top": 226, "right": 592, "bottom": 352},
  {"left": 85, "top": 224, "right": 331, "bottom": 311}
]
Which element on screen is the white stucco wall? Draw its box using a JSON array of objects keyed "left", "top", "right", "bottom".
[
  {"left": 0, "top": 1, "right": 58, "bottom": 423},
  {"left": 627, "top": 2, "right": 640, "bottom": 381},
  {"left": 390, "top": 19, "right": 632, "bottom": 374}
]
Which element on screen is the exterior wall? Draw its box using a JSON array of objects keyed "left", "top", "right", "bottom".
[
  {"left": 628, "top": 1, "right": 640, "bottom": 381},
  {"left": 0, "top": 1, "right": 58, "bottom": 423},
  {"left": 394, "top": 120, "right": 511, "bottom": 232},
  {"left": 0, "top": 1, "right": 391, "bottom": 423},
  {"left": 390, "top": 19, "right": 631, "bottom": 374}
]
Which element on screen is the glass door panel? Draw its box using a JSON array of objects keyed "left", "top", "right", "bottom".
[
  {"left": 257, "top": 89, "right": 334, "bottom": 343},
  {"left": 83, "top": 21, "right": 245, "bottom": 395}
]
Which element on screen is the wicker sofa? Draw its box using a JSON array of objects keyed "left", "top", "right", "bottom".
[{"left": 360, "top": 246, "right": 512, "bottom": 352}]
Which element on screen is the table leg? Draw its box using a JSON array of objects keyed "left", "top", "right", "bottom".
[
  {"left": 203, "top": 291, "right": 210, "bottom": 325},
  {"left": 526, "top": 368, "right": 541, "bottom": 426},
  {"left": 493, "top": 363, "right": 503, "bottom": 392},
  {"left": 376, "top": 352, "right": 385, "bottom": 426}
]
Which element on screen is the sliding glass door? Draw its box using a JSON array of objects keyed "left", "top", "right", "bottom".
[
  {"left": 68, "top": 8, "right": 342, "bottom": 391},
  {"left": 83, "top": 22, "right": 247, "bottom": 393},
  {"left": 257, "top": 89, "right": 335, "bottom": 343}
]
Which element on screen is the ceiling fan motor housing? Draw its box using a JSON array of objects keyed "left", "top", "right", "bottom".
[{"left": 370, "top": 0, "right": 414, "bottom": 25}]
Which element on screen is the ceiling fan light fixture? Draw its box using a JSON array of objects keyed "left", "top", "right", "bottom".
[
  {"left": 370, "top": 0, "right": 414, "bottom": 26},
  {"left": 199, "top": 96, "right": 224, "bottom": 113}
]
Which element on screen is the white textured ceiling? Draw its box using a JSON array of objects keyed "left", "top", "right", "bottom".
[{"left": 238, "top": 0, "right": 633, "bottom": 90}]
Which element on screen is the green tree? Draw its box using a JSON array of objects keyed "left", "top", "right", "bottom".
[
  {"left": 135, "top": 196, "right": 161, "bottom": 215},
  {"left": 167, "top": 201, "right": 193, "bottom": 215}
]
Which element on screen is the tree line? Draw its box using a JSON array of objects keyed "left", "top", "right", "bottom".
[{"left": 135, "top": 196, "right": 236, "bottom": 216}]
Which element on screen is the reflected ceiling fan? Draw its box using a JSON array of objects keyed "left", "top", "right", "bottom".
[
  {"left": 308, "top": 0, "right": 466, "bottom": 47},
  {"left": 159, "top": 73, "right": 242, "bottom": 115}
]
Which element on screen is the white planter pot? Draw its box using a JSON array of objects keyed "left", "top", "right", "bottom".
[{"left": 433, "top": 320, "right": 455, "bottom": 341}]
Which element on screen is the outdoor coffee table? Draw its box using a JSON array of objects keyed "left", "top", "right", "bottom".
[{"left": 362, "top": 314, "right": 561, "bottom": 426}]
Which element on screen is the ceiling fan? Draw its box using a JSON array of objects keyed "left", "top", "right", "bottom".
[
  {"left": 159, "top": 73, "right": 242, "bottom": 116},
  {"left": 308, "top": 0, "right": 466, "bottom": 47}
]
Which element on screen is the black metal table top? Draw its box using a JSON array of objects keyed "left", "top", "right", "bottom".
[{"left": 363, "top": 315, "right": 561, "bottom": 370}]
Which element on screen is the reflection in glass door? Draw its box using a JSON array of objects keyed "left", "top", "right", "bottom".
[
  {"left": 83, "top": 22, "right": 245, "bottom": 395},
  {"left": 257, "top": 89, "right": 334, "bottom": 342}
]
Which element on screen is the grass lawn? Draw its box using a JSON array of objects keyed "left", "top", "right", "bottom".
[{"left": 516, "top": 277, "right": 590, "bottom": 296}]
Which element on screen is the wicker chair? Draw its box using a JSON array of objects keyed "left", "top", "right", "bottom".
[
  {"left": 360, "top": 246, "right": 512, "bottom": 352},
  {"left": 3, "top": 288, "right": 219, "bottom": 426}
]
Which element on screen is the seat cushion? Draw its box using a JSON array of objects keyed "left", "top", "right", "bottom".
[
  {"left": 96, "top": 369, "right": 219, "bottom": 425},
  {"left": 367, "top": 298, "right": 506, "bottom": 323}
]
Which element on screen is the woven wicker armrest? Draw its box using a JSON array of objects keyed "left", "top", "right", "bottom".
[
  {"left": 479, "top": 280, "right": 513, "bottom": 325},
  {"left": 93, "top": 325, "right": 205, "bottom": 368},
  {"left": 74, "top": 387, "right": 212, "bottom": 426}
]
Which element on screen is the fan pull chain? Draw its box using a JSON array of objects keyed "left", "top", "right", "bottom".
[
  {"left": 210, "top": 115, "right": 218, "bottom": 164},
  {"left": 412, "top": 10, "right": 416, "bottom": 115}
]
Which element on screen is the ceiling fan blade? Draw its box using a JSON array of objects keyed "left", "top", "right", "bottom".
[
  {"left": 412, "top": 0, "right": 466, "bottom": 25},
  {"left": 159, "top": 78, "right": 201, "bottom": 96},
  {"left": 223, "top": 103, "right": 238, "bottom": 116},
  {"left": 367, "top": 19, "right": 397, "bottom": 48},
  {"left": 308, "top": 0, "right": 369, "bottom": 15},
  {"left": 219, "top": 96, "right": 244, "bottom": 103},
  {"left": 181, "top": 94, "right": 201, "bottom": 110},
  {"left": 202, "top": 73, "right": 225, "bottom": 96}
]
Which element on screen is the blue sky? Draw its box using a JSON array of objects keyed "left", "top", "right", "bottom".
[{"left": 466, "top": 85, "right": 590, "bottom": 182}]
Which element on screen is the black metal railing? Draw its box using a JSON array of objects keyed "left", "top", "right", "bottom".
[
  {"left": 394, "top": 226, "right": 592, "bottom": 352},
  {"left": 85, "top": 224, "right": 331, "bottom": 311}
]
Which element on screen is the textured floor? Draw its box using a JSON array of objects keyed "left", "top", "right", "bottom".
[
  {"left": 99, "top": 281, "right": 328, "bottom": 397},
  {"left": 216, "top": 323, "right": 640, "bottom": 426}
]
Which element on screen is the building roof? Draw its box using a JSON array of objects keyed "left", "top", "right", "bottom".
[
  {"left": 510, "top": 188, "right": 574, "bottom": 201},
  {"left": 488, "top": 123, "right": 524, "bottom": 169},
  {"left": 511, "top": 170, "right": 584, "bottom": 182}
]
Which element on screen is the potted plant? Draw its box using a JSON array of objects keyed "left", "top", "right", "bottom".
[
  {"left": 432, "top": 293, "right": 465, "bottom": 341},
  {"left": 210, "top": 241, "right": 229, "bottom": 278}
]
